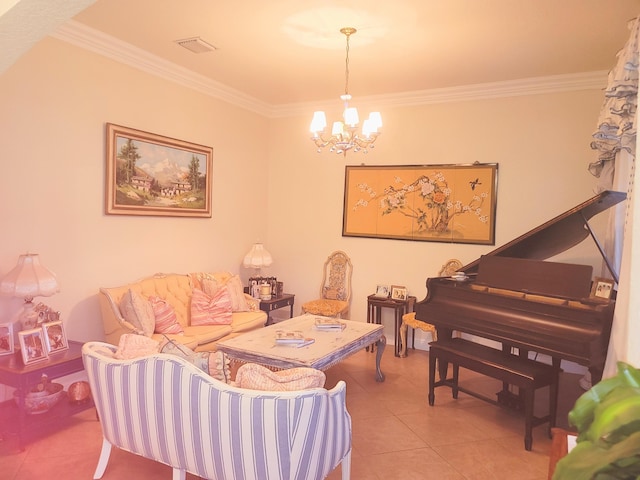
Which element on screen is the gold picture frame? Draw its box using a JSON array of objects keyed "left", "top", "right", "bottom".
[
  {"left": 18, "top": 328, "right": 48, "bottom": 365},
  {"left": 391, "top": 285, "right": 408, "bottom": 301},
  {"left": 106, "top": 123, "right": 213, "bottom": 217},
  {"left": 343, "top": 163, "right": 498, "bottom": 244}
]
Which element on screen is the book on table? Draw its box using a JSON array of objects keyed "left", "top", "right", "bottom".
[
  {"left": 313, "top": 317, "right": 346, "bottom": 331},
  {"left": 275, "top": 330, "right": 315, "bottom": 347}
]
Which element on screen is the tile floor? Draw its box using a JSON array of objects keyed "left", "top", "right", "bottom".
[{"left": 0, "top": 346, "right": 583, "bottom": 479}]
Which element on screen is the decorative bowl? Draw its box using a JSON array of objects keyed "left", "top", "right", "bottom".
[
  {"left": 68, "top": 381, "right": 91, "bottom": 404},
  {"left": 13, "top": 382, "right": 64, "bottom": 415}
]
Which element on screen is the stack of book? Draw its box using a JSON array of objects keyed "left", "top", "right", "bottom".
[
  {"left": 274, "top": 330, "right": 315, "bottom": 348},
  {"left": 313, "top": 317, "right": 346, "bottom": 331}
]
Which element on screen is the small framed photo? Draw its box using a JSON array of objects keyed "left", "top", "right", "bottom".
[
  {"left": 374, "top": 284, "right": 390, "bottom": 298},
  {"left": 590, "top": 277, "right": 615, "bottom": 301},
  {"left": 18, "top": 328, "right": 48, "bottom": 365},
  {"left": 0, "top": 323, "right": 14, "bottom": 356},
  {"left": 42, "top": 321, "right": 69, "bottom": 354},
  {"left": 391, "top": 285, "right": 408, "bottom": 301}
]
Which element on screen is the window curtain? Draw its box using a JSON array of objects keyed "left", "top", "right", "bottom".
[{"left": 588, "top": 17, "right": 639, "bottom": 377}]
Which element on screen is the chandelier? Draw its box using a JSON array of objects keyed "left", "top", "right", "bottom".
[{"left": 310, "top": 27, "right": 382, "bottom": 156}]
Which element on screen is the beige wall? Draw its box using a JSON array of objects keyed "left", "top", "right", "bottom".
[
  {"left": 0, "top": 34, "right": 607, "bottom": 356},
  {"left": 0, "top": 38, "right": 270, "bottom": 343},
  {"left": 267, "top": 90, "right": 605, "bottom": 348}
]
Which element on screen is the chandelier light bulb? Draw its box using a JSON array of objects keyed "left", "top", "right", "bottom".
[{"left": 310, "top": 111, "right": 327, "bottom": 135}]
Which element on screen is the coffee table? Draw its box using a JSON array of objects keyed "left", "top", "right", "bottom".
[{"left": 217, "top": 314, "right": 387, "bottom": 382}]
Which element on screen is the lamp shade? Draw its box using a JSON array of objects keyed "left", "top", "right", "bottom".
[
  {"left": 0, "top": 254, "right": 59, "bottom": 301},
  {"left": 242, "top": 243, "right": 273, "bottom": 269}
]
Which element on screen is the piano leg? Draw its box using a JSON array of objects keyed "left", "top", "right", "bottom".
[
  {"left": 589, "top": 365, "right": 604, "bottom": 385},
  {"left": 434, "top": 327, "right": 453, "bottom": 381},
  {"left": 428, "top": 351, "right": 436, "bottom": 406}
]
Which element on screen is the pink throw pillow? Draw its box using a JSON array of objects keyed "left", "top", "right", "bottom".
[
  {"left": 234, "top": 363, "right": 326, "bottom": 391},
  {"left": 223, "top": 275, "right": 250, "bottom": 312},
  {"left": 149, "top": 296, "right": 184, "bottom": 335},
  {"left": 191, "top": 287, "right": 233, "bottom": 325}
]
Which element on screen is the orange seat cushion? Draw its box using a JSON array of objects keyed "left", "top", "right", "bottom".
[{"left": 302, "top": 299, "right": 348, "bottom": 317}]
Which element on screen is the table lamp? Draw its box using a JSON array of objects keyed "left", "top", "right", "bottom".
[
  {"left": 0, "top": 253, "right": 59, "bottom": 330},
  {"left": 242, "top": 242, "right": 273, "bottom": 274},
  {"left": 243, "top": 243, "right": 274, "bottom": 299}
]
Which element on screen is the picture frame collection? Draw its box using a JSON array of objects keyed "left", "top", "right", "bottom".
[
  {"left": 374, "top": 284, "right": 409, "bottom": 301},
  {"left": 0, "top": 320, "right": 69, "bottom": 365}
]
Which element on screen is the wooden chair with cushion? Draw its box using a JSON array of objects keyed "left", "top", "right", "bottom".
[
  {"left": 301, "top": 251, "right": 353, "bottom": 319},
  {"left": 399, "top": 259, "right": 463, "bottom": 357}
]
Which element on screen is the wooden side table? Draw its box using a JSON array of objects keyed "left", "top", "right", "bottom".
[
  {"left": 367, "top": 294, "right": 416, "bottom": 357},
  {"left": 260, "top": 293, "right": 295, "bottom": 325},
  {"left": 0, "top": 340, "right": 94, "bottom": 450}
]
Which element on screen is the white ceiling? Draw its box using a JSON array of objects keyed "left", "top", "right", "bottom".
[{"left": 3, "top": 0, "right": 640, "bottom": 109}]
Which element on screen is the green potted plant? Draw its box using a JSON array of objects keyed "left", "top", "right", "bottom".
[{"left": 553, "top": 361, "right": 640, "bottom": 479}]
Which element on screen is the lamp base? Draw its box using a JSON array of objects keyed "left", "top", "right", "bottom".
[{"left": 18, "top": 301, "right": 38, "bottom": 330}]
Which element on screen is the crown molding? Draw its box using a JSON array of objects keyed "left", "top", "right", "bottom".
[
  {"left": 52, "top": 20, "right": 607, "bottom": 119},
  {"left": 51, "top": 20, "right": 274, "bottom": 117}
]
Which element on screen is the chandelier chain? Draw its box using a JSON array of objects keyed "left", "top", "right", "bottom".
[{"left": 344, "top": 30, "right": 350, "bottom": 96}]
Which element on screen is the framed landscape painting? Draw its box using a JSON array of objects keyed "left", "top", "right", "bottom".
[
  {"left": 106, "top": 123, "right": 213, "bottom": 217},
  {"left": 343, "top": 163, "right": 498, "bottom": 244}
]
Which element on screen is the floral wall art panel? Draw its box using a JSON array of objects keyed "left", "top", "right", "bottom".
[{"left": 343, "top": 164, "right": 498, "bottom": 244}]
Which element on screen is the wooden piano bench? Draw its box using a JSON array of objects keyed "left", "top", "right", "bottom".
[{"left": 428, "top": 338, "right": 559, "bottom": 451}]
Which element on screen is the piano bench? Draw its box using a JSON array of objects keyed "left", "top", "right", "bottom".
[{"left": 428, "top": 338, "right": 559, "bottom": 451}]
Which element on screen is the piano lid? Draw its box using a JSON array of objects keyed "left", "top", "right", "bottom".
[{"left": 461, "top": 190, "right": 626, "bottom": 279}]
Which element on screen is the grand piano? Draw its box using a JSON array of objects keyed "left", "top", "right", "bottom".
[{"left": 414, "top": 190, "right": 626, "bottom": 386}]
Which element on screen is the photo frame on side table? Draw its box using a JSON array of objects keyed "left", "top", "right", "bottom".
[
  {"left": 18, "top": 328, "right": 48, "bottom": 365},
  {"left": 374, "top": 285, "right": 390, "bottom": 298},
  {"left": 391, "top": 285, "right": 408, "bottom": 301},
  {"left": 42, "top": 321, "right": 69, "bottom": 354},
  {"left": 590, "top": 277, "right": 615, "bottom": 301},
  {"left": 0, "top": 323, "right": 14, "bottom": 356}
]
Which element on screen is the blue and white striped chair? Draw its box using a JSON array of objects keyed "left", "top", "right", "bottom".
[{"left": 82, "top": 341, "right": 352, "bottom": 480}]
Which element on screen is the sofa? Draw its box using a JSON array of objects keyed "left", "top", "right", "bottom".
[
  {"left": 98, "top": 272, "right": 267, "bottom": 352},
  {"left": 82, "top": 341, "right": 352, "bottom": 480}
]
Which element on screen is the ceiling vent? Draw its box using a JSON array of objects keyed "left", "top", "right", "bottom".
[{"left": 175, "top": 37, "right": 217, "bottom": 54}]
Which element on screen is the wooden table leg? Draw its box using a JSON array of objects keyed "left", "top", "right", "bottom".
[
  {"left": 399, "top": 319, "right": 409, "bottom": 358},
  {"left": 375, "top": 335, "right": 386, "bottom": 382}
]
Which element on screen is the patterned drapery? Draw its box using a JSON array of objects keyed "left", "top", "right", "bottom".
[
  {"left": 589, "top": 17, "right": 638, "bottom": 188},
  {"left": 596, "top": 17, "right": 640, "bottom": 378}
]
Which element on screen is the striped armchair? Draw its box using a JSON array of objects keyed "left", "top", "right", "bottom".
[{"left": 82, "top": 342, "right": 352, "bottom": 480}]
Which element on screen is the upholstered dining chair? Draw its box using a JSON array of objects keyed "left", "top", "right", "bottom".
[
  {"left": 399, "top": 259, "right": 463, "bottom": 357},
  {"left": 301, "top": 251, "right": 353, "bottom": 319}
]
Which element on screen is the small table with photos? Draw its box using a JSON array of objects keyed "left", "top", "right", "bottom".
[
  {"left": 367, "top": 294, "right": 417, "bottom": 357},
  {"left": 0, "top": 340, "right": 94, "bottom": 450}
]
